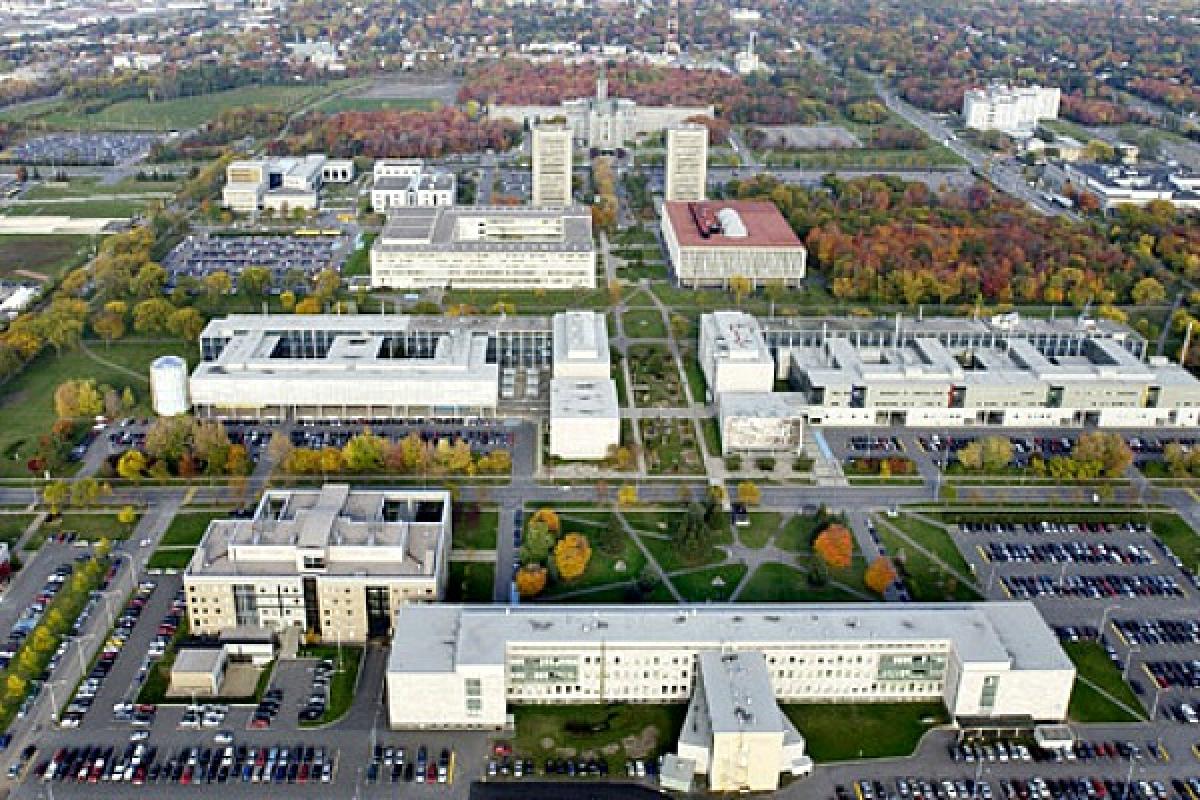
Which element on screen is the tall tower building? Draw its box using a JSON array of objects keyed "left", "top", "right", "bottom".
[
  {"left": 531, "top": 123, "right": 573, "bottom": 207},
  {"left": 665, "top": 123, "right": 708, "bottom": 202}
]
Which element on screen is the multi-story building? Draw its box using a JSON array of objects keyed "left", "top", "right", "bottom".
[
  {"left": 185, "top": 485, "right": 450, "bottom": 643},
  {"left": 661, "top": 201, "right": 807, "bottom": 288},
  {"left": 386, "top": 603, "right": 1074, "bottom": 788},
  {"left": 700, "top": 311, "right": 1200, "bottom": 430},
  {"left": 1046, "top": 162, "right": 1200, "bottom": 212},
  {"left": 531, "top": 123, "right": 574, "bottom": 207},
  {"left": 370, "top": 159, "right": 456, "bottom": 211},
  {"left": 370, "top": 205, "right": 596, "bottom": 290},
  {"left": 489, "top": 75, "right": 712, "bottom": 150},
  {"left": 665, "top": 123, "right": 708, "bottom": 202},
  {"left": 189, "top": 311, "right": 620, "bottom": 459},
  {"left": 962, "top": 85, "right": 1060, "bottom": 135},
  {"left": 221, "top": 155, "right": 354, "bottom": 213}
]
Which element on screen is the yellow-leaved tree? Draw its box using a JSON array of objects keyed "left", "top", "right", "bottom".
[
  {"left": 553, "top": 533, "right": 592, "bottom": 581},
  {"left": 515, "top": 565, "right": 547, "bottom": 598}
]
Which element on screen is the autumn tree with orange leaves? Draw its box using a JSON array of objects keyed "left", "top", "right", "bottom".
[
  {"left": 865, "top": 557, "right": 898, "bottom": 595},
  {"left": 813, "top": 524, "right": 854, "bottom": 570}
]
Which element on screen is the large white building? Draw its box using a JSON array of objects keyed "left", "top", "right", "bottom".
[
  {"left": 489, "top": 74, "right": 713, "bottom": 150},
  {"left": 185, "top": 485, "right": 450, "bottom": 643},
  {"left": 370, "top": 205, "right": 596, "bottom": 290},
  {"left": 962, "top": 85, "right": 1060, "bottom": 135},
  {"left": 699, "top": 311, "right": 1200, "bottom": 430},
  {"left": 385, "top": 603, "right": 1074, "bottom": 789},
  {"left": 662, "top": 200, "right": 807, "bottom": 288},
  {"left": 531, "top": 123, "right": 574, "bottom": 207},
  {"left": 1047, "top": 162, "right": 1200, "bottom": 212},
  {"left": 189, "top": 311, "right": 620, "bottom": 460},
  {"left": 221, "top": 155, "right": 354, "bottom": 213},
  {"left": 370, "top": 159, "right": 456, "bottom": 211},
  {"left": 665, "top": 123, "right": 708, "bottom": 202}
]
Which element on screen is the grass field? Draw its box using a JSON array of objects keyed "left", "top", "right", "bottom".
[
  {"left": 783, "top": 703, "right": 948, "bottom": 762},
  {"left": 670, "top": 564, "right": 746, "bottom": 602},
  {"left": 735, "top": 512, "right": 780, "bottom": 548},
  {"left": 622, "top": 309, "right": 667, "bottom": 339},
  {"left": 23, "top": 80, "right": 360, "bottom": 131},
  {"left": 1063, "top": 641, "right": 1146, "bottom": 723},
  {"left": 446, "top": 561, "right": 495, "bottom": 603},
  {"left": 3, "top": 199, "right": 150, "bottom": 218},
  {"left": 43, "top": 512, "right": 136, "bottom": 542},
  {"left": 23, "top": 177, "right": 180, "bottom": 199},
  {"left": 311, "top": 96, "right": 438, "bottom": 114},
  {"left": 775, "top": 514, "right": 822, "bottom": 551},
  {"left": 0, "top": 514, "right": 34, "bottom": 544},
  {"left": 1147, "top": 514, "right": 1200, "bottom": 571},
  {"left": 542, "top": 515, "right": 647, "bottom": 598},
  {"left": 0, "top": 234, "right": 92, "bottom": 282},
  {"left": 147, "top": 549, "right": 195, "bottom": 570},
  {"left": 877, "top": 515, "right": 981, "bottom": 602},
  {"left": 511, "top": 703, "right": 685, "bottom": 772},
  {"left": 738, "top": 562, "right": 866, "bottom": 602},
  {"left": 342, "top": 232, "right": 376, "bottom": 277},
  {"left": 146, "top": 511, "right": 223, "bottom": 570},
  {"left": 451, "top": 507, "right": 498, "bottom": 551},
  {"left": 0, "top": 340, "right": 192, "bottom": 478}
]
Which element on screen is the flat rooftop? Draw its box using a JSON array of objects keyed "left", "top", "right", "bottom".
[
  {"left": 703, "top": 311, "right": 774, "bottom": 363},
  {"left": 189, "top": 485, "right": 449, "bottom": 579},
  {"left": 550, "top": 377, "right": 619, "bottom": 419},
  {"left": 375, "top": 205, "right": 595, "bottom": 254},
  {"left": 388, "top": 603, "right": 1072, "bottom": 675},
  {"left": 664, "top": 200, "right": 804, "bottom": 249},
  {"left": 552, "top": 310, "right": 609, "bottom": 371}
]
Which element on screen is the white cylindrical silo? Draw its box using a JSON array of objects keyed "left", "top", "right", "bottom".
[{"left": 150, "top": 355, "right": 190, "bottom": 417}]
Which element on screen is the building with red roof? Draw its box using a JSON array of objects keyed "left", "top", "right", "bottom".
[{"left": 660, "top": 200, "right": 807, "bottom": 288}]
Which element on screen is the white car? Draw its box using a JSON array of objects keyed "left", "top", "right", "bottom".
[
  {"left": 213, "top": 730, "right": 234, "bottom": 745},
  {"left": 129, "top": 730, "right": 149, "bottom": 742}
]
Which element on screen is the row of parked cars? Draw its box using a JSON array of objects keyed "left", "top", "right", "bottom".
[
  {"left": 62, "top": 577, "right": 153, "bottom": 728},
  {"left": 1145, "top": 660, "right": 1200, "bottom": 690},
  {"left": 1113, "top": 618, "right": 1200, "bottom": 647},
  {"left": 1001, "top": 573, "right": 1184, "bottom": 600},
  {"left": 37, "top": 741, "right": 335, "bottom": 786},
  {"left": 2, "top": 561, "right": 76, "bottom": 670},
  {"left": 366, "top": 744, "right": 450, "bottom": 784},
  {"left": 982, "top": 541, "right": 1153, "bottom": 566},
  {"left": 951, "top": 739, "right": 1166, "bottom": 765},
  {"left": 297, "top": 660, "right": 332, "bottom": 722},
  {"left": 249, "top": 687, "right": 285, "bottom": 729},
  {"left": 844, "top": 775, "right": 1178, "bottom": 800},
  {"left": 957, "top": 520, "right": 1151, "bottom": 536}
]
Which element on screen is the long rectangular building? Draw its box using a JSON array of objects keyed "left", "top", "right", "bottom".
[
  {"left": 185, "top": 485, "right": 450, "bottom": 643},
  {"left": 661, "top": 200, "right": 807, "bottom": 288},
  {"left": 385, "top": 602, "right": 1074, "bottom": 738},
  {"left": 370, "top": 205, "right": 596, "bottom": 290},
  {"left": 701, "top": 312, "right": 1200, "bottom": 432}
]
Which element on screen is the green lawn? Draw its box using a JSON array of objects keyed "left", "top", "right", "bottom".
[
  {"left": 451, "top": 506, "right": 498, "bottom": 551},
  {"left": 684, "top": 356, "right": 707, "bottom": 405},
  {"left": 622, "top": 309, "right": 667, "bottom": 339},
  {"left": 0, "top": 340, "right": 192, "bottom": 478},
  {"left": 137, "top": 617, "right": 190, "bottom": 705},
  {"left": 783, "top": 703, "right": 949, "bottom": 762},
  {"left": 738, "top": 562, "right": 866, "bottom": 602},
  {"left": 1146, "top": 514, "right": 1200, "bottom": 572},
  {"left": 511, "top": 704, "right": 686, "bottom": 771},
  {"left": 775, "top": 514, "right": 822, "bottom": 552},
  {"left": 0, "top": 234, "right": 92, "bottom": 282},
  {"left": 0, "top": 515, "right": 34, "bottom": 544},
  {"left": 670, "top": 564, "right": 746, "bottom": 602},
  {"left": 297, "top": 645, "right": 362, "bottom": 727},
  {"left": 542, "top": 518, "right": 646, "bottom": 597},
  {"left": 877, "top": 517, "right": 981, "bottom": 602},
  {"left": 638, "top": 531, "right": 726, "bottom": 572},
  {"left": 311, "top": 96, "right": 438, "bottom": 113},
  {"left": 736, "top": 512, "right": 780, "bottom": 549},
  {"left": 627, "top": 344, "right": 685, "bottom": 406},
  {"left": 446, "top": 561, "right": 495, "bottom": 603},
  {"left": 342, "top": 232, "right": 376, "bottom": 277},
  {"left": 46, "top": 513, "right": 137, "bottom": 541},
  {"left": 24, "top": 177, "right": 180, "bottom": 199},
  {"left": 1063, "top": 641, "right": 1146, "bottom": 723},
  {"left": 639, "top": 417, "right": 704, "bottom": 475},
  {"left": 700, "top": 417, "right": 721, "bottom": 457},
  {"left": 3, "top": 199, "right": 150, "bottom": 218},
  {"left": 147, "top": 548, "right": 195, "bottom": 571},
  {"left": 30, "top": 81, "right": 359, "bottom": 131},
  {"left": 159, "top": 512, "right": 223, "bottom": 547},
  {"left": 441, "top": 286, "right": 612, "bottom": 312}
]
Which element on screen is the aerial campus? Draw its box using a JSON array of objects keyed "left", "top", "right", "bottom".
[{"left": 0, "top": 2, "right": 1199, "bottom": 800}]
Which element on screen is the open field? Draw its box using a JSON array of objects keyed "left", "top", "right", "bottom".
[
  {"left": 23, "top": 176, "right": 181, "bottom": 199},
  {"left": 3, "top": 199, "right": 149, "bottom": 218},
  {"left": 1063, "top": 641, "right": 1146, "bottom": 723},
  {"left": 0, "top": 514, "right": 35, "bottom": 544},
  {"left": 0, "top": 234, "right": 92, "bottom": 282},
  {"left": 510, "top": 703, "right": 685, "bottom": 772},
  {"left": 669, "top": 564, "right": 746, "bottom": 602},
  {"left": 446, "top": 561, "right": 495, "bottom": 603},
  {"left": 783, "top": 703, "right": 948, "bottom": 762},
  {"left": 311, "top": 96, "right": 439, "bottom": 114},
  {"left": 0, "top": 340, "right": 192, "bottom": 478},
  {"left": 16, "top": 81, "right": 360, "bottom": 131},
  {"left": 738, "top": 562, "right": 867, "bottom": 602},
  {"left": 877, "top": 515, "right": 981, "bottom": 602},
  {"left": 451, "top": 507, "right": 498, "bottom": 551}
]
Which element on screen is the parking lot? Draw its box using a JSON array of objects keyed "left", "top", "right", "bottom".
[
  {"left": 162, "top": 233, "right": 352, "bottom": 291},
  {"left": 4, "top": 133, "right": 160, "bottom": 166}
]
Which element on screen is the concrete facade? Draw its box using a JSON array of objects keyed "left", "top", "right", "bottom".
[
  {"left": 661, "top": 201, "right": 807, "bottom": 288},
  {"left": 962, "top": 85, "right": 1060, "bottom": 135},
  {"left": 370, "top": 159, "right": 456, "bottom": 211},
  {"left": 665, "top": 124, "right": 708, "bottom": 202},
  {"left": 531, "top": 123, "right": 574, "bottom": 207}
]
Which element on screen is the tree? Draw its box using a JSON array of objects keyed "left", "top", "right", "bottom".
[
  {"left": 92, "top": 311, "right": 126, "bottom": 345},
  {"left": 1131, "top": 276, "right": 1166, "bottom": 305},
  {"left": 515, "top": 564, "right": 547, "bottom": 598},
  {"left": 117, "top": 505, "right": 138, "bottom": 533},
  {"left": 70, "top": 477, "right": 102, "bottom": 508},
  {"left": 728, "top": 274, "right": 752, "bottom": 305},
  {"left": 225, "top": 443, "right": 250, "bottom": 476},
  {"left": 980, "top": 436, "right": 1014, "bottom": 472},
  {"left": 42, "top": 480, "right": 69, "bottom": 515},
  {"left": 294, "top": 296, "right": 323, "bottom": 314},
  {"left": 956, "top": 441, "right": 984, "bottom": 471},
  {"left": 530, "top": 508, "right": 561, "bottom": 536},
  {"left": 617, "top": 484, "right": 639, "bottom": 507},
  {"left": 553, "top": 533, "right": 592, "bottom": 581},
  {"left": 240, "top": 266, "right": 271, "bottom": 297},
  {"left": 342, "top": 431, "right": 387, "bottom": 473},
  {"left": 318, "top": 447, "right": 345, "bottom": 474},
  {"left": 145, "top": 415, "right": 191, "bottom": 464},
  {"left": 813, "top": 524, "right": 854, "bottom": 570},
  {"left": 736, "top": 480, "right": 761, "bottom": 506},
  {"left": 167, "top": 307, "right": 205, "bottom": 341},
  {"left": 117, "top": 449, "right": 147, "bottom": 481},
  {"left": 54, "top": 379, "right": 104, "bottom": 419},
  {"left": 280, "top": 290, "right": 296, "bottom": 312},
  {"left": 202, "top": 271, "right": 233, "bottom": 301},
  {"left": 520, "top": 519, "right": 557, "bottom": 564},
  {"left": 865, "top": 556, "right": 898, "bottom": 595},
  {"left": 133, "top": 297, "right": 176, "bottom": 335}
]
